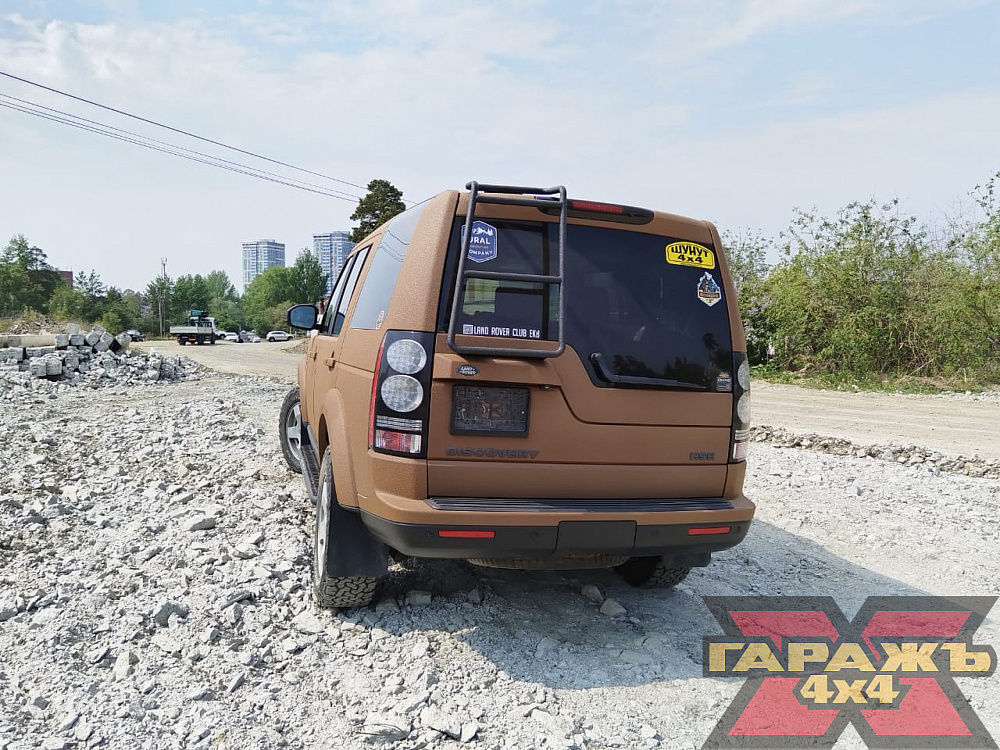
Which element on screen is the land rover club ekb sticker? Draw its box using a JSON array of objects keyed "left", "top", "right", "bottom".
[
  {"left": 666, "top": 241, "right": 716, "bottom": 269},
  {"left": 697, "top": 272, "right": 723, "bottom": 307},
  {"left": 465, "top": 220, "right": 498, "bottom": 263}
]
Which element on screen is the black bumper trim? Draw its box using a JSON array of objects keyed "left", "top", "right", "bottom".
[
  {"left": 426, "top": 496, "right": 733, "bottom": 513},
  {"left": 361, "top": 511, "right": 751, "bottom": 561}
]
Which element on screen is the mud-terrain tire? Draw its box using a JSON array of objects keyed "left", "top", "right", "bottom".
[
  {"left": 279, "top": 387, "right": 303, "bottom": 473},
  {"left": 313, "top": 447, "right": 378, "bottom": 609},
  {"left": 614, "top": 557, "right": 691, "bottom": 589}
]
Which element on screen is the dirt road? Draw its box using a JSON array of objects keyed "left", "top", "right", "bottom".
[{"left": 138, "top": 339, "right": 1000, "bottom": 461}]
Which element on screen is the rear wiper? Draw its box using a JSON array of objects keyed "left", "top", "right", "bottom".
[{"left": 590, "top": 352, "right": 708, "bottom": 391}]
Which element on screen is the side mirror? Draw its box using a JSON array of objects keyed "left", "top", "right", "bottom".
[{"left": 287, "top": 304, "right": 319, "bottom": 330}]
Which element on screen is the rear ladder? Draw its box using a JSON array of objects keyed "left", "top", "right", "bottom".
[{"left": 446, "top": 181, "right": 567, "bottom": 359}]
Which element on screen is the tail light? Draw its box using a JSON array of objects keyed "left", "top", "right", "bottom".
[
  {"left": 730, "top": 352, "right": 751, "bottom": 462},
  {"left": 370, "top": 331, "right": 434, "bottom": 458}
]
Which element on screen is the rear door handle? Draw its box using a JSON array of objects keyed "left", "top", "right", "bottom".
[
  {"left": 325, "top": 357, "right": 337, "bottom": 368},
  {"left": 307, "top": 351, "right": 317, "bottom": 360}
]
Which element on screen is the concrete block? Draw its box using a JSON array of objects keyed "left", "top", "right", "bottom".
[
  {"left": 63, "top": 352, "right": 80, "bottom": 370},
  {"left": 7, "top": 334, "right": 56, "bottom": 348},
  {"left": 25, "top": 346, "right": 56, "bottom": 359},
  {"left": 45, "top": 356, "right": 62, "bottom": 376},
  {"left": 85, "top": 331, "right": 102, "bottom": 347},
  {"left": 54, "top": 334, "right": 69, "bottom": 349},
  {"left": 65, "top": 323, "right": 82, "bottom": 335},
  {"left": 93, "top": 340, "right": 110, "bottom": 353},
  {"left": 69, "top": 333, "right": 86, "bottom": 347},
  {"left": 0, "top": 347, "right": 23, "bottom": 363},
  {"left": 29, "top": 359, "right": 47, "bottom": 377}
]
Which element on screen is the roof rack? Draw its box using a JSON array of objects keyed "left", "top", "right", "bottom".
[{"left": 446, "top": 181, "right": 567, "bottom": 359}]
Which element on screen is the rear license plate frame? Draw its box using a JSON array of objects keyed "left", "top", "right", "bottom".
[{"left": 450, "top": 385, "right": 530, "bottom": 437}]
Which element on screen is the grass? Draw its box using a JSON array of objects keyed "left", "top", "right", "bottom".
[{"left": 750, "top": 363, "right": 997, "bottom": 394}]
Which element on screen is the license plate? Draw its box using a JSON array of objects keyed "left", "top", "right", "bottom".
[{"left": 451, "top": 386, "right": 529, "bottom": 436}]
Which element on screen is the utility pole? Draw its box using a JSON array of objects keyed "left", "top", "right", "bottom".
[{"left": 158, "top": 257, "right": 167, "bottom": 338}]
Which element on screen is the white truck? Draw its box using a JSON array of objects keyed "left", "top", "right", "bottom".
[{"left": 169, "top": 310, "right": 217, "bottom": 346}]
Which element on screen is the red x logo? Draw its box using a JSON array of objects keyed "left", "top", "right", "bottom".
[{"left": 701, "top": 596, "right": 997, "bottom": 749}]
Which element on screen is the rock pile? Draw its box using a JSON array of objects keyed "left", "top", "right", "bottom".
[
  {"left": 0, "top": 324, "right": 199, "bottom": 399},
  {"left": 751, "top": 424, "right": 1000, "bottom": 480}
]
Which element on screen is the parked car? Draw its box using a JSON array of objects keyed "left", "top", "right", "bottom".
[
  {"left": 124, "top": 329, "right": 143, "bottom": 342},
  {"left": 249, "top": 335, "right": 261, "bottom": 343},
  {"left": 223, "top": 332, "right": 239, "bottom": 342},
  {"left": 284, "top": 180, "right": 754, "bottom": 609},
  {"left": 266, "top": 330, "right": 293, "bottom": 342}
]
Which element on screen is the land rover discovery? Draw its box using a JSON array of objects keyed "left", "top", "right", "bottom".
[{"left": 283, "top": 182, "right": 754, "bottom": 608}]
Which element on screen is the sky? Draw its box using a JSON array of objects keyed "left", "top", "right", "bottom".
[{"left": 2, "top": 0, "right": 999, "bottom": 293}]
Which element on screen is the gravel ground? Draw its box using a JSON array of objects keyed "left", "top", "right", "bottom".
[{"left": 1, "top": 365, "right": 998, "bottom": 750}]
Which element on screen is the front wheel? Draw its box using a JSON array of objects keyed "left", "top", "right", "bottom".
[
  {"left": 614, "top": 557, "right": 691, "bottom": 589},
  {"left": 313, "top": 447, "right": 379, "bottom": 609},
  {"left": 278, "top": 387, "right": 303, "bottom": 473}
]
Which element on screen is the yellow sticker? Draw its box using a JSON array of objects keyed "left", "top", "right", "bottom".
[{"left": 666, "top": 241, "right": 716, "bottom": 270}]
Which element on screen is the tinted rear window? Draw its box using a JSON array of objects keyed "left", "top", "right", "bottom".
[{"left": 438, "top": 219, "right": 733, "bottom": 390}]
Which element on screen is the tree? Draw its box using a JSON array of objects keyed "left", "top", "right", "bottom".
[
  {"left": 722, "top": 229, "right": 773, "bottom": 365},
  {"left": 349, "top": 179, "right": 405, "bottom": 242},
  {"left": 145, "top": 276, "right": 174, "bottom": 337},
  {"left": 171, "top": 274, "right": 211, "bottom": 321},
  {"left": 1, "top": 235, "right": 62, "bottom": 314},
  {"left": 243, "top": 266, "right": 296, "bottom": 333},
  {"left": 290, "top": 250, "right": 328, "bottom": 306},
  {"left": 76, "top": 269, "right": 106, "bottom": 298}
]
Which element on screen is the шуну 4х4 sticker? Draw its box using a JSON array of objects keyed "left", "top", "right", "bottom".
[{"left": 666, "top": 241, "right": 716, "bottom": 269}]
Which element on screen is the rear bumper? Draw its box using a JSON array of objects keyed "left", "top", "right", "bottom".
[{"left": 361, "top": 510, "right": 751, "bottom": 564}]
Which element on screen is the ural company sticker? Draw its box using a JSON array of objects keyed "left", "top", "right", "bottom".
[
  {"left": 715, "top": 371, "right": 733, "bottom": 392},
  {"left": 697, "top": 272, "right": 722, "bottom": 307},
  {"left": 666, "top": 241, "right": 715, "bottom": 269},
  {"left": 464, "top": 220, "right": 498, "bottom": 263},
  {"left": 374, "top": 310, "right": 385, "bottom": 330}
]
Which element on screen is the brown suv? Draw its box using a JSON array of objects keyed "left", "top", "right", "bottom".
[{"left": 284, "top": 182, "right": 754, "bottom": 608}]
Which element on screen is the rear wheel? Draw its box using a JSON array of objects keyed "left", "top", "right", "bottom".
[
  {"left": 313, "top": 447, "right": 378, "bottom": 609},
  {"left": 614, "top": 557, "right": 691, "bottom": 589},
  {"left": 279, "top": 387, "right": 303, "bottom": 473}
]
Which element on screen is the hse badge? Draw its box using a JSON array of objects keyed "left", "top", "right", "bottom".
[{"left": 666, "top": 241, "right": 716, "bottom": 269}]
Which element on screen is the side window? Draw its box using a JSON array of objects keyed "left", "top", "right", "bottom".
[
  {"left": 321, "top": 246, "right": 370, "bottom": 335},
  {"left": 330, "top": 246, "right": 370, "bottom": 335},
  {"left": 350, "top": 202, "right": 428, "bottom": 329}
]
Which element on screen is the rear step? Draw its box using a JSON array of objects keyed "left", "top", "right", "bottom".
[{"left": 446, "top": 181, "right": 567, "bottom": 359}]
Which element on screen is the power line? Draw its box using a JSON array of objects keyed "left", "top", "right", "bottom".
[
  {"left": 0, "top": 98, "right": 358, "bottom": 200},
  {"left": 0, "top": 91, "right": 361, "bottom": 201},
  {"left": 0, "top": 68, "right": 369, "bottom": 193}
]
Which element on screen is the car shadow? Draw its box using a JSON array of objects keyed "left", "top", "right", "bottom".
[{"left": 361, "top": 518, "right": 952, "bottom": 690}]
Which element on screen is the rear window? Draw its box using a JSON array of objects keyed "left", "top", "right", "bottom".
[{"left": 438, "top": 219, "right": 734, "bottom": 390}]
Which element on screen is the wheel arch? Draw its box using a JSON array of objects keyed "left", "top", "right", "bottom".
[{"left": 317, "top": 387, "right": 361, "bottom": 509}]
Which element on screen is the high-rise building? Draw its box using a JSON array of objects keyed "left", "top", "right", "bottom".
[
  {"left": 242, "top": 240, "right": 285, "bottom": 287},
  {"left": 312, "top": 232, "right": 355, "bottom": 294}
]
